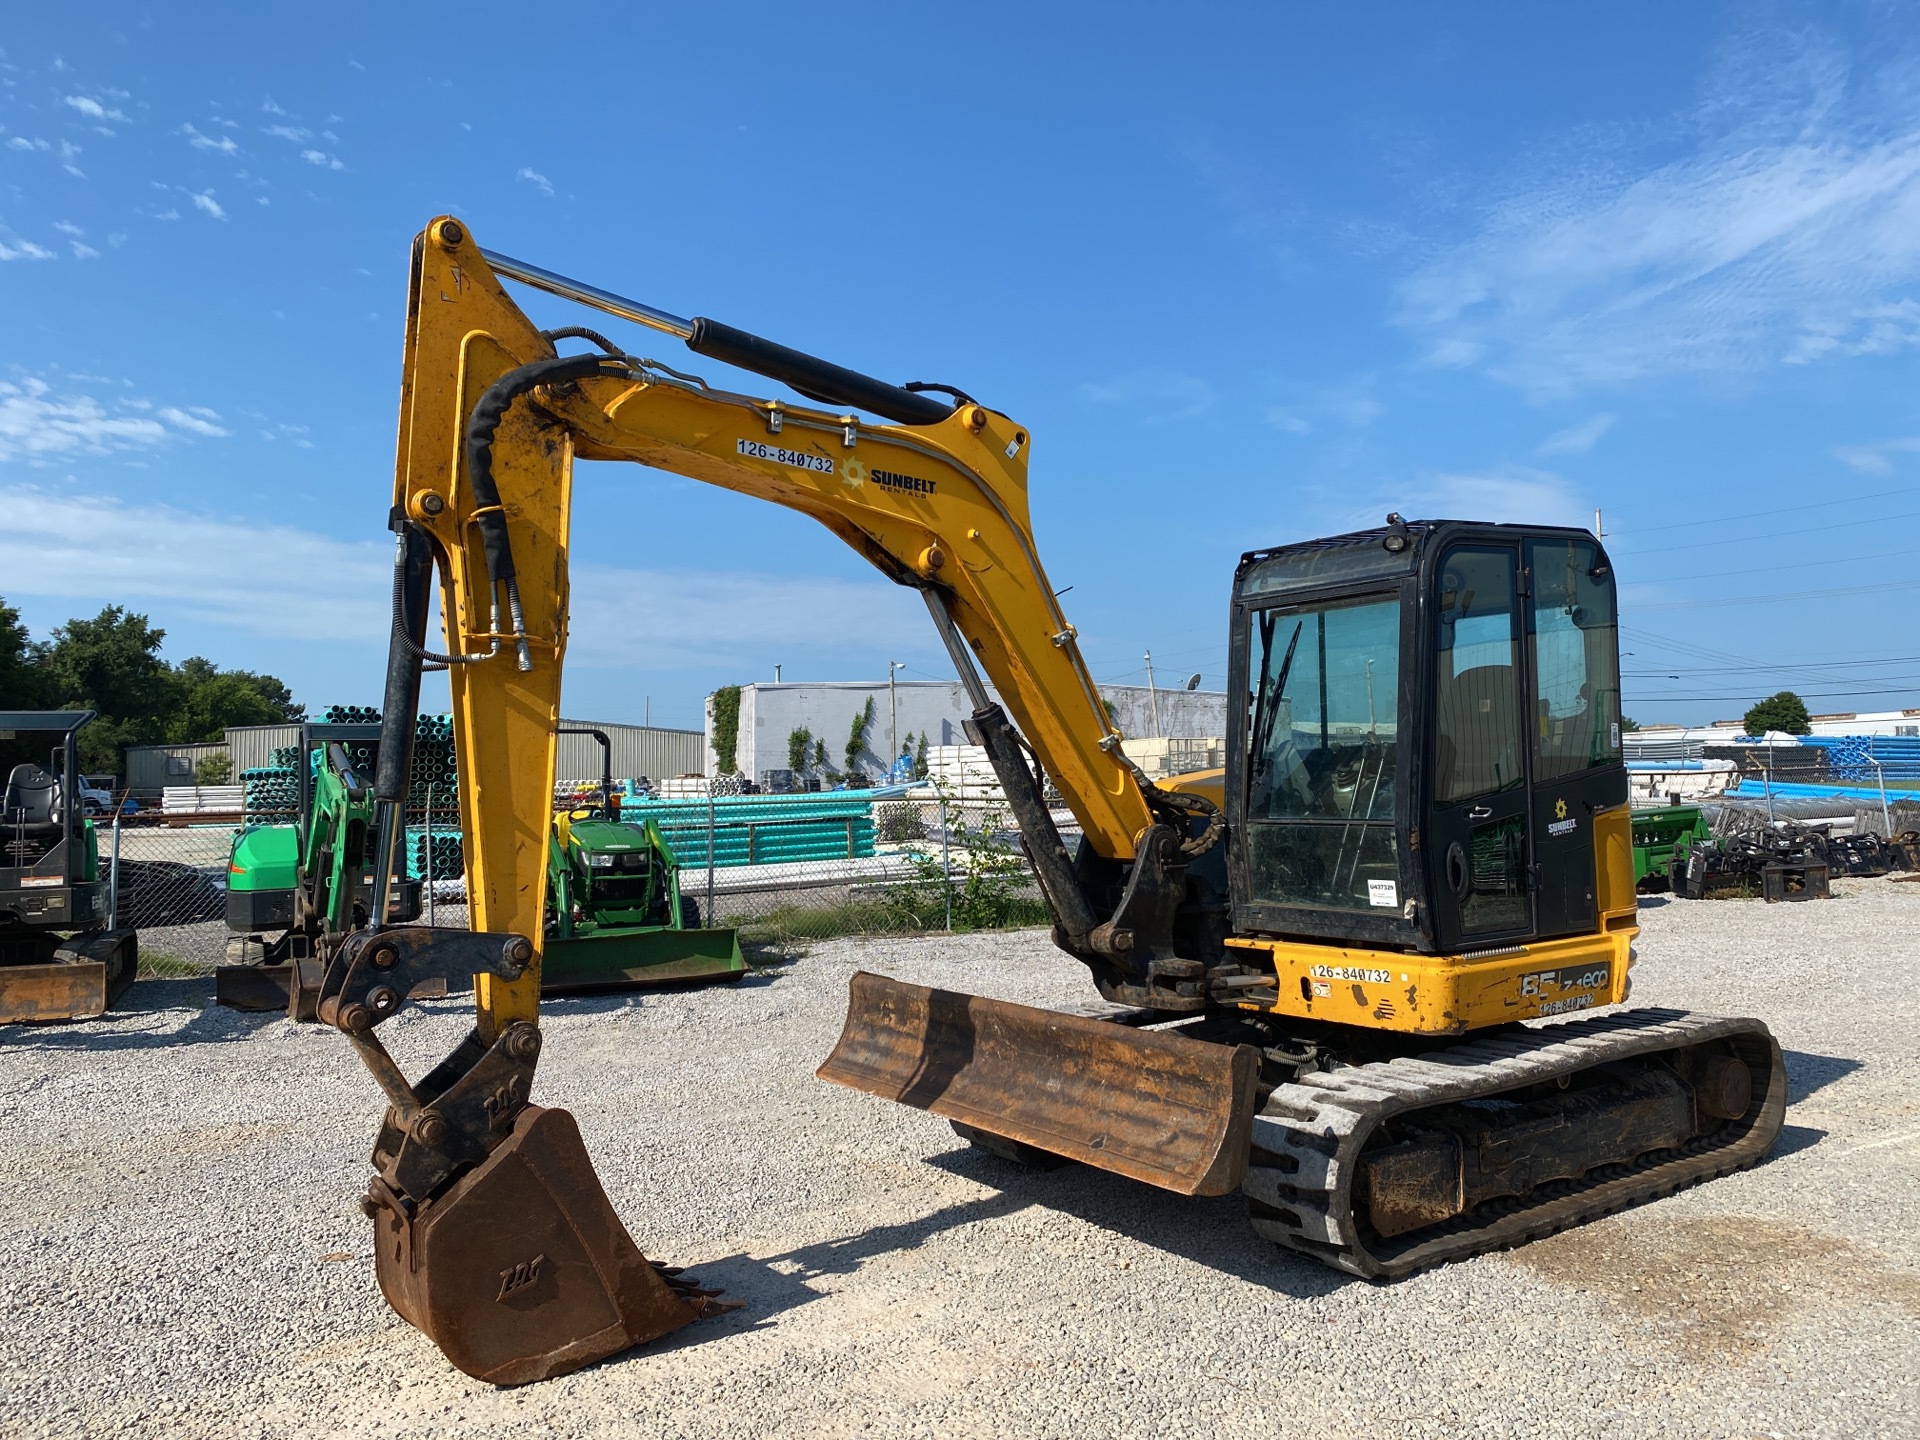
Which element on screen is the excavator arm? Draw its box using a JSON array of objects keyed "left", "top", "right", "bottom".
[
  {"left": 310, "top": 218, "right": 1250, "bottom": 1387},
  {"left": 381, "top": 216, "right": 1217, "bottom": 1019}
]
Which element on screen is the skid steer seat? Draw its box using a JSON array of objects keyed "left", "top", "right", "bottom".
[{"left": 3, "top": 764, "right": 63, "bottom": 840}]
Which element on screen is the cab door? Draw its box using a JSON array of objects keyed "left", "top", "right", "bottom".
[{"left": 1427, "top": 544, "right": 1533, "bottom": 950}]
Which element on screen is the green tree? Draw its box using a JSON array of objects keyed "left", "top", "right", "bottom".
[
  {"left": 3, "top": 602, "right": 303, "bottom": 776},
  {"left": 193, "top": 752, "right": 234, "bottom": 785},
  {"left": 787, "top": 725, "right": 814, "bottom": 772},
  {"left": 913, "top": 733, "right": 929, "bottom": 781},
  {"left": 1743, "top": 691, "right": 1811, "bottom": 737},
  {"left": 844, "top": 696, "right": 877, "bottom": 781},
  {"left": 812, "top": 738, "right": 830, "bottom": 772},
  {"left": 709, "top": 685, "right": 742, "bottom": 775},
  {"left": 168, "top": 661, "right": 302, "bottom": 742},
  {"left": 1620, "top": 716, "right": 1640, "bottom": 733},
  {"left": 36, "top": 607, "right": 177, "bottom": 771},
  {"left": 0, "top": 598, "right": 44, "bottom": 710}
]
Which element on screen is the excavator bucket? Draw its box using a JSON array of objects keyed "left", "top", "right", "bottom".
[
  {"left": 366, "top": 1105, "right": 731, "bottom": 1386},
  {"left": 539, "top": 926, "right": 747, "bottom": 994},
  {"left": 819, "top": 971, "right": 1260, "bottom": 1197}
]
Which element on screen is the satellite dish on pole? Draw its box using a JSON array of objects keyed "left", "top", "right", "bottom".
[{"left": 1185, "top": 674, "right": 1202, "bottom": 691}]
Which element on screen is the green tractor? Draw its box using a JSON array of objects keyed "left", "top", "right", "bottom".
[
  {"left": 217, "top": 723, "right": 423, "bottom": 1010},
  {"left": 218, "top": 722, "right": 743, "bottom": 1007},
  {"left": 540, "top": 728, "right": 745, "bottom": 992},
  {"left": 0, "top": 710, "right": 138, "bottom": 1023}
]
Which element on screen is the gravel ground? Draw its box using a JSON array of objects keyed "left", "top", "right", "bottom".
[{"left": 2, "top": 880, "right": 1917, "bottom": 1439}]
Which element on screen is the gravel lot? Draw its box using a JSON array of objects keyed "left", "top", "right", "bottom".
[{"left": 3, "top": 880, "right": 1917, "bottom": 1439}]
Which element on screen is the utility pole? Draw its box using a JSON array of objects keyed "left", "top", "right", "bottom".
[
  {"left": 775, "top": 664, "right": 782, "bottom": 683},
  {"left": 1594, "top": 507, "right": 1604, "bottom": 540},
  {"left": 644, "top": 696, "right": 650, "bottom": 728},
  {"left": 888, "top": 660, "right": 903, "bottom": 774},
  {"left": 1144, "top": 650, "right": 1161, "bottom": 738}
]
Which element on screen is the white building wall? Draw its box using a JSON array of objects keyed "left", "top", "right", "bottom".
[{"left": 706, "top": 680, "right": 1232, "bottom": 783}]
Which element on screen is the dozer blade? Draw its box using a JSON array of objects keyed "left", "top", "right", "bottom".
[
  {"left": 819, "top": 971, "right": 1260, "bottom": 1197},
  {"left": 367, "top": 1104, "right": 733, "bottom": 1386},
  {"left": 265, "top": 958, "right": 448, "bottom": 1020},
  {"left": 215, "top": 962, "right": 295, "bottom": 1012},
  {"left": 0, "top": 931, "right": 136, "bottom": 1024},
  {"left": 0, "top": 961, "right": 109, "bottom": 1024},
  {"left": 540, "top": 926, "right": 747, "bottom": 995}
]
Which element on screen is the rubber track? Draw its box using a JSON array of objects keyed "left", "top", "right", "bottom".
[{"left": 1243, "top": 1007, "right": 1787, "bottom": 1280}]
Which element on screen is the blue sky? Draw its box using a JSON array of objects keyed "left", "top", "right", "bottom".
[{"left": 4, "top": 3, "right": 1919, "bottom": 730}]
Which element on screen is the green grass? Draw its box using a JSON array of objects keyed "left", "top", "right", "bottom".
[
  {"left": 730, "top": 889, "right": 1052, "bottom": 945},
  {"left": 137, "top": 949, "right": 215, "bottom": 979}
]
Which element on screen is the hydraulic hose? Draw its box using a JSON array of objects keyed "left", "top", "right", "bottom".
[{"left": 462, "top": 352, "right": 627, "bottom": 670}]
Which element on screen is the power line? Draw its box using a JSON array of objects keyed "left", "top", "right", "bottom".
[
  {"left": 1603, "top": 484, "right": 1918, "bottom": 538},
  {"left": 1631, "top": 577, "right": 1920, "bottom": 610},
  {"left": 1623, "top": 653, "right": 1920, "bottom": 675},
  {"left": 1620, "top": 691, "right": 1920, "bottom": 706},
  {"left": 1609, "top": 507, "right": 1920, "bottom": 558},
  {"left": 1626, "top": 545, "right": 1915, "bottom": 586}
]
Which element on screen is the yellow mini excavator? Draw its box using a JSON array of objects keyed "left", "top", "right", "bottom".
[{"left": 305, "top": 217, "right": 1783, "bottom": 1385}]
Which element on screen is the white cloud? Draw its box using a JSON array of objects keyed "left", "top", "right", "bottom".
[
  {"left": 62, "top": 95, "right": 125, "bottom": 122},
  {"left": 0, "top": 378, "right": 234, "bottom": 461},
  {"left": 1078, "top": 368, "right": 1215, "bottom": 423},
  {"left": 299, "top": 148, "right": 344, "bottom": 170},
  {"left": 568, "top": 564, "right": 930, "bottom": 669},
  {"left": 154, "top": 406, "right": 227, "bottom": 437},
  {"left": 1832, "top": 435, "right": 1920, "bottom": 474},
  {"left": 1265, "top": 408, "right": 1313, "bottom": 436},
  {"left": 263, "top": 123, "right": 310, "bottom": 143},
  {"left": 1396, "top": 34, "right": 1920, "bottom": 393},
  {"left": 189, "top": 191, "right": 225, "bottom": 220},
  {"left": 1348, "top": 465, "right": 1591, "bottom": 532},
  {"left": 51, "top": 220, "right": 83, "bottom": 237},
  {"left": 0, "top": 487, "right": 932, "bottom": 658},
  {"left": 7, "top": 135, "right": 48, "bottom": 152},
  {"left": 149, "top": 208, "right": 180, "bottom": 222},
  {"left": 262, "top": 97, "right": 289, "bottom": 116},
  {"left": 516, "top": 166, "right": 554, "bottom": 196},
  {"left": 68, "top": 241, "right": 98, "bottom": 260},
  {"left": 1537, "top": 413, "right": 1617, "bottom": 456},
  {"left": 181, "top": 122, "right": 238, "bottom": 155},
  {"left": 0, "top": 486, "right": 391, "bottom": 641},
  {"left": 0, "top": 238, "right": 55, "bottom": 261}
]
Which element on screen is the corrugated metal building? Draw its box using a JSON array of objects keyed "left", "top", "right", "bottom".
[
  {"left": 126, "top": 717, "right": 701, "bottom": 794},
  {"left": 556, "top": 720, "right": 704, "bottom": 782},
  {"left": 125, "top": 741, "right": 231, "bottom": 792}
]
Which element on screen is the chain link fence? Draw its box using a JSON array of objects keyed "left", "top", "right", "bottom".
[
  {"left": 103, "top": 758, "right": 1072, "bottom": 979},
  {"left": 105, "top": 819, "right": 233, "bottom": 977},
  {"left": 654, "top": 787, "right": 1065, "bottom": 945}
]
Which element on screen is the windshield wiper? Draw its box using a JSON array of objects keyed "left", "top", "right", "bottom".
[{"left": 1249, "top": 616, "right": 1304, "bottom": 787}]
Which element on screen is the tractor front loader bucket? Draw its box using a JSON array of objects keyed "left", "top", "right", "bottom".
[
  {"left": 819, "top": 971, "right": 1260, "bottom": 1197},
  {"left": 540, "top": 926, "right": 747, "bottom": 995}
]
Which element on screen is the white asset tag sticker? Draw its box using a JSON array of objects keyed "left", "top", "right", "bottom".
[
  {"left": 736, "top": 439, "right": 835, "bottom": 474},
  {"left": 20, "top": 875, "right": 62, "bottom": 887},
  {"left": 1367, "top": 878, "right": 1398, "bottom": 908}
]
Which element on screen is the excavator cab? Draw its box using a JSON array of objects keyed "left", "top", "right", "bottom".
[{"left": 1227, "top": 519, "right": 1625, "bottom": 955}]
